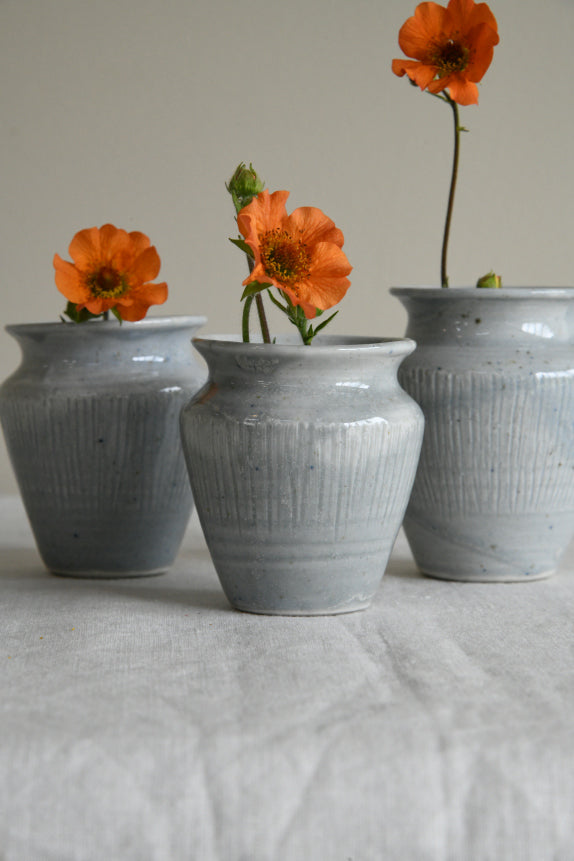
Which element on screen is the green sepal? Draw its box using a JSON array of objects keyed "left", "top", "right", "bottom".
[
  {"left": 240, "top": 280, "right": 273, "bottom": 302},
  {"left": 110, "top": 306, "right": 123, "bottom": 323},
  {"left": 266, "top": 289, "right": 289, "bottom": 314},
  {"left": 229, "top": 237, "right": 255, "bottom": 258}
]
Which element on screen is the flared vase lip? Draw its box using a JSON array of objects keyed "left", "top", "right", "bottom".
[
  {"left": 390, "top": 286, "right": 574, "bottom": 300},
  {"left": 5, "top": 314, "right": 208, "bottom": 337},
  {"left": 192, "top": 333, "right": 417, "bottom": 357}
]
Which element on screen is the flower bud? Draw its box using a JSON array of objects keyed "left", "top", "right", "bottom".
[
  {"left": 227, "top": 163, "right": 265, "bottom": 213},
  {"left": 476, "top": 270, "right": 502, "bottom": 289}
]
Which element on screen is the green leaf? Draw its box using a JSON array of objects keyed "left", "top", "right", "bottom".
[
  {"left": 312, "top": 310, "right": 338, "bottom": 335},
  {"left": 62, "top": 302, "right": 102, "bottom": 324},
  {"left": 240, "top": 280, "right": 273, "bottom": 301},
  {"left": 229, "top": 237, "right": 255, "bottom": 258}
]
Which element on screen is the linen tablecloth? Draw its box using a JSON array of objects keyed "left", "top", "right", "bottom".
[{"left": 1, "top": 494, "right": 573, "bottom": 861}]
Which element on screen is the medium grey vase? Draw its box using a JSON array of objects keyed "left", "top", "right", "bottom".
[
  {"left": 180, "top": 334, "right": 424, "bottom": 615},
  {"left": 391, "top": 286, "right": 574, "bottom": 582},
  {"left": 0, "top": 315, "right": 207, "bottom": 577}
]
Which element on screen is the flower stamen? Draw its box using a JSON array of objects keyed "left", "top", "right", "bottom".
[
  {"left": 431, "top": 39, "right": 470, "bottom": 77},
  {"left": 86, "top": 265, "right": 128, "bottom": 299},
  {"left": 259, "top": 229, "right": 311, "bottom": 291}
]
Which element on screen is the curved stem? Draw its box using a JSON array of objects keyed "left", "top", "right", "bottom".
[
  {"left": 441, "top": 95, "right": 461, "bottom": 288},
  {"left": 244, "top": 255, "right": 271, "bottom": 343},
  {"left": 242, "top": 295, "right": 253, "bottom": 342},
  {"left": 255, "top": 293, "right": 271, "bottom": 343}
]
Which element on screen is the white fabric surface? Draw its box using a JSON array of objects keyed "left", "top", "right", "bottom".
[{"left": 1, "top": 493, "right": 573, "bottom": 861}]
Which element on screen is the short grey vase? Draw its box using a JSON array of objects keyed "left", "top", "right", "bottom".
[
  {"left": 0, "top": 315, "right": 207, "bottom": 577},
  {"left": 391, "top": 286, "right": 574, "bottom": 582},
  {"left": 180, "top": 334, "right": 424, "bottom": 615}
]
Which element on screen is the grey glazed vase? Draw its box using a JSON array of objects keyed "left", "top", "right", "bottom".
[
  {"left": 180, "top": 334, "right": 424, "bottom": 615},
  {"left": 0, "top": 315, "right": 207, "bottom": 577},
  {"left": 391, "top": 286, "right": 574, "bottom": 582}
]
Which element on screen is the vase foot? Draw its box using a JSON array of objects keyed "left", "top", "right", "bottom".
[
  {"left": 418, "top": 567, "right": 555, "bottom": 583},
  {"left": 50, "top": 568, "right": 168, "bottom": 579},
  {"left": 403, "top": 511, "right": 570, "bottom": 583},
  {"left": 229, "top": 599, "right": 372, "bottom": 616}
]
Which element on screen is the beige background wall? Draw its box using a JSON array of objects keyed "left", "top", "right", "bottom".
[{"left": 1, "top": 0, "right": 572, "bottom": 493}]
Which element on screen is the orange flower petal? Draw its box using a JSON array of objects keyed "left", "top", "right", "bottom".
[
  {"left": 465, "top": 23, "right": 499, "bottom": 80},
  {"left": 430, "top": 74, "right": 479, "bottom": 104},
  {"left": 99, "top": 223, "right": 126, "bottom": 254},
  {"left": 82, "top": 296, "right": 110, "bottom": 316},
  {"left": 277, "top": 285, "right": 318, "bottom": 319},
  {"left": 237, "top": 189, "right": 290, "bottom": 245},
  {"left": 289, "top": 243, "right": 350, "bottom": 311},
  {"left": 127, "top": 231, "right": 152, "bottom": 256},
  {"left": 68, "top": 227, "right": 100, "bottom": 268},
  {"left": 242, "top": 263, "right": 276, "bottom": 291},
  {"left": 298, "top": 301, "right": 318, "bottom": 320},
  {"left": 116, "top": 282, "right": 168, "bottom": 321},
  {"left": 392, "top": 58, "right": 438, "bottom": 90},
  {"left": 286, "top": 207, "right": 344, "bottom": 248},
  {"left": 129, "top": 246, "right": 162, "bottom": 283},
  {"left": 446, "top": 0, "right": 497, "bottom": 34},
  {"left": 53, "top": 255, "right": 90, "bottom": 303},
  {"left": 398, "top": 2, "right": 448, "bottom": 59}
]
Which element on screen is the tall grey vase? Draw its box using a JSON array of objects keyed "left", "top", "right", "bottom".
[
  {"left": 180, "top": 335, "right": 424, "bottom": 615},
  {"left": 0, "top": 315, "right": 206, "bottom": 577},
  {"left": 391, "top": 286, "right": 574, "bottom": 582}
]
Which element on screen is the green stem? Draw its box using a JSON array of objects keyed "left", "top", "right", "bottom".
[
  {"left": 255, "top": 293, "right": 271, "bottom": 343},
  {"left": 441, "top": 94, "right": 461, "bottom": 288},
  {"left": 244, "top": 255, "right": 271, "bottom": 343},
  {"left": 242, "top": 295, "right": 253, "bottom": 342}
]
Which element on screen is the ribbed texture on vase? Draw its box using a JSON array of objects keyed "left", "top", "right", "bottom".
[
  {"left": 1, "top": 391, "right": 193, "bottom": 575},
  {"left": 401, "top": 368, "right": 574, "bottom": 516},
  {"left": 399, "top": 367, "right": 574, "bottom": 581},
  {"left": 183, "top": 412, "right": 423, "bottom": 612}
]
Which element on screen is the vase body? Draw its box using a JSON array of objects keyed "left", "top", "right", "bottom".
[
  {"left": 0, "top": 316, "right": 207, "bottom": 577},
  {"left": 180, "top": 335, "right": 424, "bottom": 615},
  {"left": 391, "top": 287, "right": 574, "bottom": 581}
]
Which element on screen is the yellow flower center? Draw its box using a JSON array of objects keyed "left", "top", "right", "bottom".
[
  {"left": 432, "top": 39, "right": 470, "bottom": 77},
  {"left": 259, "top": 229, "right": 311, "bottom": 289},
  {"left": 86, "top": 265, "right": 128, "bottom": 299}
]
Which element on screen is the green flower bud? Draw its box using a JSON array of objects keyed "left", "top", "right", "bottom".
[
  {"left": 226, "top": 163, "right": 265, "bottom": 214},
  {"left": 476, "top": 270, "right": 502, "bottom": 289}
]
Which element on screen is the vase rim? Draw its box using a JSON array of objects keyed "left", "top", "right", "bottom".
[
  {"left": 391, "top": 286, "right": 574, "bottom": 299},
  {"left": 192, "top": 333, "right": 416, "bottom": 357},
  {"left": 5, "top": 314, "right": 207, "bottom": 336}
]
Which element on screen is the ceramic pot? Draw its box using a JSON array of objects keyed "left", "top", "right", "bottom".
[
  {"left": 0, "top": 316, "right": 207, "bottom": 577},
  {"left": 180, "top": 334, "right": 424, "bottom": 615},
  {"left": 391, "top": 286, "right": 574, "bottom": 581}
]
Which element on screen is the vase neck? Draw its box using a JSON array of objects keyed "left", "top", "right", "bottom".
[
  {"left": 395, "top": 293, "right": 574, "bottom": 346},
  {"left": 193, "top": 337, "right": 416, "bottom": 388},
  {"left": 4, "top": 318, "right": 206, "bottom": 376}
]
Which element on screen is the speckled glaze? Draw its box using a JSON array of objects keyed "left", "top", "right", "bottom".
[
  {"left": 180, "top": 334, "right": 424, "bottom": 615},
  {"left": 391, "top": 287, "right": 574, "bottom": 582},
  {"left": 0, "top": 316, "right": 207, "bottom": 577}
]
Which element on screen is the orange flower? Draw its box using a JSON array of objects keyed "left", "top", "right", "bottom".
[
  {"left": 237, "top": 190, "right": 352, "bottom": 319},
  {"left": 53, "top": 224, "right": 168, "bottom": 322},
  {"left": 392, "top": 0, "right": 499, "bottom": 106}
]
